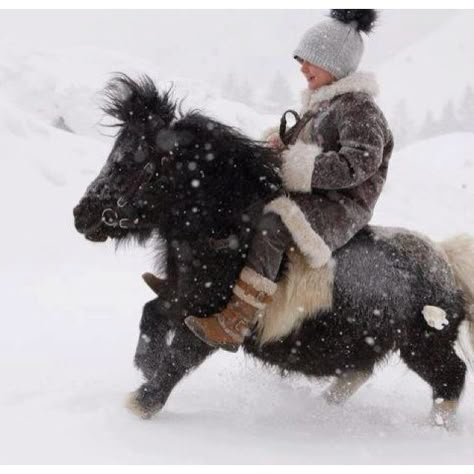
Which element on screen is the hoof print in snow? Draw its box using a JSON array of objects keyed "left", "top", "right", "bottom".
[
  {"left": 422, "top": 306, "right": 449, "bottom": 330},
  {"left": 125, "top": 390, "right": 163, "bottom": 420}
]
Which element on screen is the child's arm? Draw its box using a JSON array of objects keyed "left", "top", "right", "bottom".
[{"left": 280, "top": 97, "right": 386, "bottom": 193}]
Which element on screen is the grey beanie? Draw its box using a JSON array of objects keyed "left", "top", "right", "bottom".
[{"left": 293, "top": 9, "right": 378, "bottom": 79}]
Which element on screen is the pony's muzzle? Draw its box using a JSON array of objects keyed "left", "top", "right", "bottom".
[{"left": 73, "top": 197, "right": 104, "bottom": 236}]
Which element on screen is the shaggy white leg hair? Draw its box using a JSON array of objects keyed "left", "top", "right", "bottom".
[
  {"left": 440, "top": 234, "right": 474, "bottom": 369},
  {"left": 430, "top": 399, "right": 459, "bottom": 431}
]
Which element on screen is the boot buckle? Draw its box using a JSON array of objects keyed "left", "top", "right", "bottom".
[{"left": 255, "top": 290, "right": 268, "bottom": 303}]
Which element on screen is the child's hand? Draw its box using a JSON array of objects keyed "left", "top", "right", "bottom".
[{"left": 266, "top": 132, "right": 284, "bottom": 151}]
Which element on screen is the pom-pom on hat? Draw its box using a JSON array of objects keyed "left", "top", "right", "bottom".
[{"left": 293, "top": 9, "right": 378, "bottom": 79}]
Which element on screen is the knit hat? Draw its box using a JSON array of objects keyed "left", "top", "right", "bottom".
[{"left": 293, "top": 9, "right": 378, "bottom": 80}]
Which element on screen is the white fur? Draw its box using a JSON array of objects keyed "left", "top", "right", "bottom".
[
  {"left": 422, "top": 306, "right": 449, "bottom": 331},
  {"left": 440, "top": 234, "right": 474, "bottom": 371},
  {"left": 165, "top": 329, "right": 176, "bottom": 346},
  {"left": 455, "top": 320, "right": 474, "bottom": 371},
  {"left": 440, "top": 234, "right": 474, "bottom": 313},
  {"left": 301, "top": 71, "right": 379, "bottom": 113},
  {"left": 256, "top": 249, "right": 335, "bottom": 345},
  {"left": 264, "top": 196, "right": 331, "bottom": 269},
  {"left": 280, "top": 142, "right": 321, "bottom": 193}
]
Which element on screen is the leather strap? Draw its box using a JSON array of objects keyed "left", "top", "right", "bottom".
[
  {"left": 236, "top": 278, "right": 273, "bottom": 305},
  {"left": 279, "top": 109, "right": 316, "bottom": 146}
]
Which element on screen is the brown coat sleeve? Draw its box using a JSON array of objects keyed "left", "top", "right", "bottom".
[{"left": 310, "top": 96, "right": 385, "bottom": 190}]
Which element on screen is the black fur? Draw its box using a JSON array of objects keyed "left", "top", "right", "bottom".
[
  {"left": 102, "top": 73, "right": 176, "bottom": 129},
  {"left": 74, "top": 75, "right": 468, "bottom": 419},
  {"left": 330, "top": 9, "right": 378, "bottom": 34}
]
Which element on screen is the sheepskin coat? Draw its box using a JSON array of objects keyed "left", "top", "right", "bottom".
[{"left": 264, "top": 72, "right": 394, "bottom": 268}]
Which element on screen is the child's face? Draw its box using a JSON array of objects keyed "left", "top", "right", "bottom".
[{"left": 299, "top": 60, "right": 336, "bottom": 90}]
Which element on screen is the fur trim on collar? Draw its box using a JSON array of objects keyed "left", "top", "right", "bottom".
[{"left": 301, "top": 72, "right": 379, "bottom": 111}]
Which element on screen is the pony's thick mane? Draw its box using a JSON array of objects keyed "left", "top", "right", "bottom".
[{"left": 102, "top": 73, "right": 176, "bottom": 127}]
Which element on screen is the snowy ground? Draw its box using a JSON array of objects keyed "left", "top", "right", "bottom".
[{"left": 1, "top": 51, "right": 474, "bottom": 464}]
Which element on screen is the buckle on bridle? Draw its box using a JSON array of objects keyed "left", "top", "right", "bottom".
[
  {"left": 117, "top": 197, "right": 128, "bottom": 208},
  {"left": 102, "top": 208, "right": 118, "bottom": 227}
]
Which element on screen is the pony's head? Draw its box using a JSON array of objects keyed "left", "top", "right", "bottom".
[
  {"left": 73, "top": 74, "right": 177, "bottom": 243},
  {"left": 73, "top": 74, "right": 281, "bottom": 244}
]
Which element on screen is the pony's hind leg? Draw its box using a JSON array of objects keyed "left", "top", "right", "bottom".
[
  {"left": 431, "top": 399, "right": 460, "bottom": 429},
  {"left": 400, "top": 344, "right": 466, "bottom": 430},
  {"left": 323, "top": 370, "right": 372, "bottom": 405}
]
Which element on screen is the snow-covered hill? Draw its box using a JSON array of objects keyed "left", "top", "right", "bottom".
[
  {"left": 0, "top": 46, "right": 278, "bottom": 141},
  {"left": 373, "top": 132, "right": 474, "bottom": 238},
  {"left": 376, "top": 11, "right": 474, "bottom": 126}
]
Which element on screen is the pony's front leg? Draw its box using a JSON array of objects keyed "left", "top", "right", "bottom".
[
  {"left": 126, "top": 368, "right": 184, "bottom": 419},
  {"left": 128, "top": 304, "right": 216, "bottom": 419}
]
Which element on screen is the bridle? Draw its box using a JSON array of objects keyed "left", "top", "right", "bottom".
[{"left": 101, "top": 160, "right": 157, "bottom": 229}]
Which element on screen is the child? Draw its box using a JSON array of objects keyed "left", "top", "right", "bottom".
[{"left": 185, "top": 9, "right": 394, "bottom": 351}]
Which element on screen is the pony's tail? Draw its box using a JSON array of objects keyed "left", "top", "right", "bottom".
[{"left": 440, "top": 234, "right": 474, "bottom": 370}]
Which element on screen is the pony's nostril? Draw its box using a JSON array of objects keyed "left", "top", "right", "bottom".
[{"left": 73, "top": 197, "right": 102, "bottom": 234}]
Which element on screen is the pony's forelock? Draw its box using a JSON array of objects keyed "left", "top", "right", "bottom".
[{"left": 102, "top": 73, "right": 176, "bottom": 127}]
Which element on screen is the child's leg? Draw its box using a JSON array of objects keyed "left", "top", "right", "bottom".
[
  {"left": 246, "top": 211, "right": 293, "bottom": 281},
  {"left": 184, "top": 212, "right": 293, "bottom": 351}
]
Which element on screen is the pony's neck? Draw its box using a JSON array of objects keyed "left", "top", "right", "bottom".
[{"left": 161, "top": 191, "right": 264, "bottom": 243}]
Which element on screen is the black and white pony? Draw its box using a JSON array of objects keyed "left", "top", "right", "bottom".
[{"left": 73, "top": 75, "right": 474, "bottom": 428}]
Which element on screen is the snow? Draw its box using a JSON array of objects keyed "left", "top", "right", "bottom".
[{"left": 1, "top": 21, "right": 474, "bottom": 464}]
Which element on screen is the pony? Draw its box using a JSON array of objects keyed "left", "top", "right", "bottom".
[{"left": 73, "top": 74, "right": 474, "bottom": 428}]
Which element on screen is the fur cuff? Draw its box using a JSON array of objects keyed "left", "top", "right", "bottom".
[
  {"left": 264, "top": 196, "right": 332, "bottom": 269},
  {"left": 280, "top": 142, "right": 320, "bottom": 193},
  {"left": 240, "top": 267, "right": 278, "bottom": 294},
  {"left": 233, "top": 267, "right": 277, "bottom": 309}
]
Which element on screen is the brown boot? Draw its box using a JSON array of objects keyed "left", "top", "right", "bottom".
[{"left": 184, "top": 267, "right": 277, "bottom": 352}]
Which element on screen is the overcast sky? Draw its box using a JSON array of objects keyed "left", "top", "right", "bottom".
[{"left": 0, "top": 9, "right": 457, "bottom": 91}]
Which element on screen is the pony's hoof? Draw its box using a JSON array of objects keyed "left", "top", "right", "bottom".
[
  {"left": 430, "top": 399, "right": 460, "bottom": 432},
  {"left": 322, "top": 390, "right": 345, "bottom": 405},
  {"left": 429, "top": 411, "right": 459, "bottom": 432},
  {"left": 125, "top": 390, "right": 163, "bottom": 420}
]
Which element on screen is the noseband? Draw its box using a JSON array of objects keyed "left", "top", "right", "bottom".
[{"left": 101, "top": 160, "right": 157, "bottom": 229}]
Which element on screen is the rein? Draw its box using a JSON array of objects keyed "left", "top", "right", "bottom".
[{"left": 279, "top": 109, "right": 316, "bottom": 146}]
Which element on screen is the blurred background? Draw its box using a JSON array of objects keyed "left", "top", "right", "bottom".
[{"left": 1, "top": 10, "right": 473, "bottom": 147}]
